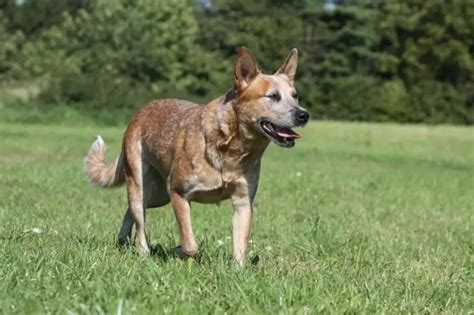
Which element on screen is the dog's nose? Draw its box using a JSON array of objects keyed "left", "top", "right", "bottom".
[{"left": 296, "top": 110, "right": 309, "bottom": 124}]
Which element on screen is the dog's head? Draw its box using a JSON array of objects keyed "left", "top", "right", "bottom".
[{"left": 232, "top": 47, "right": 309, "bottom": 148}]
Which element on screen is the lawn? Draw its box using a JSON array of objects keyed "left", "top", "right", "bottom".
[{"left": 0, "top": 120, "right": 472, "bottom": 314}]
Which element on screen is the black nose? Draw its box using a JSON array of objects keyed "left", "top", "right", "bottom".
[{"left": 296, "top": 110, "right": 309, "bottom": 124}]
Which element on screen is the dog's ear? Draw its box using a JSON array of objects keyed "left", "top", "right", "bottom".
[
  {"left": 276, "top": 48, "right": 298, "bottom": 84},
  {"left": 234, "top": 46, "right": 260, "bottom": 92}
]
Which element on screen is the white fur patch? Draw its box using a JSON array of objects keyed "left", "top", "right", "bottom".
[{"left": 92, "top": 135, "right": 106, "bottom": 152}]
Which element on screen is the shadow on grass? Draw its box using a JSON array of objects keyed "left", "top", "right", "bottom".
[
  {"left": 150, "top": 243, "right": 175, "bottom": 262},
  {"left": 116, "top": 240, "right": 180, "bottom": 263}
]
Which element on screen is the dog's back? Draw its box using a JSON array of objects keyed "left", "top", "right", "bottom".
[
  {"left": 128, "top": 99, "right": 201, "bottom": 176},
  {"left": 85, "top": 98, "right": 200, "bottom": 186}
]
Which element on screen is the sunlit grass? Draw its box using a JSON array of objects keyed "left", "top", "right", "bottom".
[{"left": 0, "top": 121, "right": 472, "bottom": 313}]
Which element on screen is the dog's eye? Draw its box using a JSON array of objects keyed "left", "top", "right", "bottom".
[
  {"left": 292, "top": 91, "right": 298, "bottom": 99},
  {"left": 265, "top": 91, "right": 281, "bottom": 102}
]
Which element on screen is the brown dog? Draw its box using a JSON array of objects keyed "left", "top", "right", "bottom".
[{"left": 84, "top": 47, "right": 309, "bottom": 265}]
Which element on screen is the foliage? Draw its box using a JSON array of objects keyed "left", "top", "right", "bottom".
[
  {"left": 377, "top": 0, "right": 474, "bottom": 124},
  {"left": 19, "top": 0, "right": 229, "bottom": 108},
  {"left": 378, "top": 0, "right": 474, "bottom": 86},
  {"left": 299, "top": 2, "right": 384, "bottom": 121},
  {"left": 408, "top": 80, "right": 471, "bottom": 124},
  {"left": 0, "top": 0, "right": 82, "bottom": 37},
  {"left": 0, "top": 0, "right": 473, "bottom": 123},
  {"left": 0, "top": 11, "right": 24, "bottom": 81},
  {"left": 195, "top": 0, "right": 305, "bottom": 71}
]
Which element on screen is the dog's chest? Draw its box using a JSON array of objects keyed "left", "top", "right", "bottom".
[
  {"left": 184, "top": 169, "right": 235, "bottom": 204},
  {"left": 172, "top": 119, "right": 262, "bottom": 204},
  {"left": 189, "top": 185, "right": 234, "bottom": 204},
  {"left": 182, "top": 154, "right": 249, "bottom": 204}
]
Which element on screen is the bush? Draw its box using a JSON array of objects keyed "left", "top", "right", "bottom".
[
  {"left": 301, "top": 75, "right": 472, "bottom": 124},
  {"left": 37, "top": 71, "right": 157, "bottom": 110},
  {"left": 0, "top": 12, "right": 25, "bottom": 81},
  {"left": 21, "top": 0, "right": 230, "bottom": 109},
  {"left": 331, "top": 75, "right": 379, "bottom": 121},
  {"left": 2, "top": 0, "right": 473, "bottom": 125},
  {"left": 378, "top": 80, "right": 411, "bottom": 122},
  {"left": 407, "top": 80, "right": 472, "bottom": 124}
]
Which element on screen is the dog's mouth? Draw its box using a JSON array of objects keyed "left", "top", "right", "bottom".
[{"left": 259, "top": 120, "right": 300, "bottom": 148}]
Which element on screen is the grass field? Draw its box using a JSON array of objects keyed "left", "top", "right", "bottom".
[{"left": 0, "top": 120, "right": 473, "bottom": 314}]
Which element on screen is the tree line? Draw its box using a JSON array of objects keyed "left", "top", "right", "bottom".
[{"left": 1, "top": 0, "right": 473, "bottom": 124}]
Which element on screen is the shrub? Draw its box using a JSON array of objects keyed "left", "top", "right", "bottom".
[
  {"left": 407, "top": 80, "right": 472, "bottom": 124},
  {"left": 314, "top": 75, "right": 383, "bottom": 122},
  {"left": 22, "top": 0, "right": 230, "bottom": 109}
]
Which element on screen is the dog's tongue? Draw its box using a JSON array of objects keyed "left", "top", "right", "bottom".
[{"left": 277, "top": 128, "right": 300, "bottom": 140}]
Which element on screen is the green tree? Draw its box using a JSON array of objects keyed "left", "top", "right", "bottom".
[
  {"left": 194, "top": 0, "right": 305, "bottom": 72},
  {"left": 379, "top": 0, "right": 473, "bottom": 123},
  {"left": 300, "top": 1, "right": 384, "bottom": 119},
  {"left": 0, "top": 11, "right": 24, "bottom": 81},
  {"left": 379, "top": 0, "right": 473, "bottom": 85},
  {"left": 0, "top": 0, "right": 83, "bottom": 37},
  {"left": 22, "top": 0, "right": 227, "bottom": 107},
  {"left": 2, "top": 0, "right": 473, "bottom": 124}
]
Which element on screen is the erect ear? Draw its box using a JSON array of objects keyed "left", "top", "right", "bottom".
[
  {"left": 234, "top": 46, "right": 260, "bottom": 92},
  {"left": 276, "top": 48, "right": 298, "bottom": 83}
]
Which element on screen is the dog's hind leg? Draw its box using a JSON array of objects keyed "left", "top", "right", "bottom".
[
  {"left": 118, "top": 164, "right": 170, "bottom": 249},
  {"left": 123, "top": 140, "right": 150, "bottom": 254}
]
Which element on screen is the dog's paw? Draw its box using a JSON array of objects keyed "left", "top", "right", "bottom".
[{"left": 175, "top": 245, "right": 198, "bottom": 259}]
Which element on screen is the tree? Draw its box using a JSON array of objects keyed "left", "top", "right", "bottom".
[
  {"left": 0, "top": 0, "right": 83, "bottom": 37},
  {"left": 194, "top": 0, "right": 305, "bottom": 72},
  {"left": 299, "top": 1, "right": 383, "bottom": 119},
  {"left": 0, "top": 11, "right": 24, "bottom": 81},
  {"left": 21, "top": 0, "right": 227, "bottom": 107},
  {"left": 379, "top": 0, "right": 473, "bottom": 85},
  {"left": 379, "top": 0, "right": 473, "bottom": 123}
]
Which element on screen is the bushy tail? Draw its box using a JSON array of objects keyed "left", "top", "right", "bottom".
[{"left": 84, "top": 136, "right": 125, "bottom": 187}]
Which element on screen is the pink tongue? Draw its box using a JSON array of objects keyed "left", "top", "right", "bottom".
[{"left": 277, "top": 130, "right": 300, "bottom": 139}]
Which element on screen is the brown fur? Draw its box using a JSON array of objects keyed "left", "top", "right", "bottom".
[
  {"left": 84, "top": 137, "right": 125, "bottom": 187},
  {"left": 84, "top": 47, "right": 309, "bottom": 265}
]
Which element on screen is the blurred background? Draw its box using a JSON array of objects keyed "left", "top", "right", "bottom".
[{"left": 0, "top": 0, "right": 472, "bottom": 125}]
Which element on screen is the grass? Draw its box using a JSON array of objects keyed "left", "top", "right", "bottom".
[
  {"left": 0, "top": 102, "right": 133, "bottom": 126},
  {"left": 0, "top": 119, "right": 473, "bottom": 314}
]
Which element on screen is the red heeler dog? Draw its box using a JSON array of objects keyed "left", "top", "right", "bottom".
[{"left": 84, "top": 47, "right": 309, "bottom": 265}]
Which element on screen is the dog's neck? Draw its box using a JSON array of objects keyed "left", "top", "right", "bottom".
[
  {"left": 202, "top": 92, "right": 269, "bottom": 178},
  {"left": 218, "top": 90, "right": 268, "bottom": 149}
]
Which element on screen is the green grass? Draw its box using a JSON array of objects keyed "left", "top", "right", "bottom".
[{"left": 0, "top": 120, "right": 473, "bottom": 314}]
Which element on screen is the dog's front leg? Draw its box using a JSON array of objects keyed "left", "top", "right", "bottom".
[
  {"left": 171, "top": 192, "right": 199, "bottom": 259},
  {"left": 231, "top": 181, "right": 253, "bottom": 266}
]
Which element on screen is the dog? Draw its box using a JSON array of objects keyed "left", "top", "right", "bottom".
[{"left": 84, "top": 47, "right": 309, "bottom": 265}]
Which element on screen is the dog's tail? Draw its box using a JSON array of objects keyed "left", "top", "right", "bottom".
[{"left": 84, "top": 136, "right": 125, "bottom": 188}]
